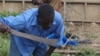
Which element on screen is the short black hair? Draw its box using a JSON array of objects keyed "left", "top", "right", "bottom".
[{"left": 38, "top": 4, "right": 54, "bottom": 19}]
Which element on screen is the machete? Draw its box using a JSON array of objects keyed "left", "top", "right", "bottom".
[{"left": 10, "top": 29, "right": 58, "bottom": 46}]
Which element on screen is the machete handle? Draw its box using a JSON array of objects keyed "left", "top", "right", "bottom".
[{"left": 45, "top": 46, "right": 56, "bottom": 56}]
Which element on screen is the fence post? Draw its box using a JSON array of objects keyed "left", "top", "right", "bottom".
[
  {"left": 2, "top": 0, "right": 5, "bottom": 10},
  {"left": 22, "top": 0, "right": 25, "bottom": 11},
  {"left": 63, "top": 0, "right": 67, "bottom": 21}
]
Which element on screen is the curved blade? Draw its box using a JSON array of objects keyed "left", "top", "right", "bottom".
[{"left": 10, "top": 29, "right": 58, "bottom": 46}]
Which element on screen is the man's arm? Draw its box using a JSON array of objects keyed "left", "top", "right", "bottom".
[
  {"left": 0, "top": 9, "right": 34, "bottom": 31},
  {"left": 0, "top": 16, "right": 25, "bottom": 30},
  {"left": 0, "top": 15, "right": 25, "bottom": 34},
  {"left": 44, "top": 12, "right": 65, "bottom": 56},
  {"left": 55, "top": 12, "right": 65, "bottom": 47}
]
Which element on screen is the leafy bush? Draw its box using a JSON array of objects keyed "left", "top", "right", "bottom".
[
  {"left": 0, "top": 11, "right": 18, "bottom": 56},
  {"left": 0, "top": 11, "right": 19, "bottom": 17}
]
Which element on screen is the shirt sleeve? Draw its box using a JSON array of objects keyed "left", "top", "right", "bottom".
[
  {"left": 55, "top": 12, "right": 66, "bottom": 47},
  {"left": 0, "top": 9, "right": 33, "bottom": 30}
]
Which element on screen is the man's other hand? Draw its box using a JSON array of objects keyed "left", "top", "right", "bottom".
[{"left": 0, "top": 22, "right": 10, "bottom": 34}]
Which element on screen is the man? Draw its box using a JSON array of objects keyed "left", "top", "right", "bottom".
[{"left": 0, "top": 4, "right": 65, "bottom": 56}]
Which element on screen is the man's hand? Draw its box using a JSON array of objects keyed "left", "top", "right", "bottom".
[
  {"left": 47, "top": 34, "right": 54, "bottom": 39},
  {"left": 0, "top": 22, "right": 10, "bottom": 34}
]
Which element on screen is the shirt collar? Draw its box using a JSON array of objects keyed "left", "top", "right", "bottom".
[{"left": 31, "top": 16, "right": 56, "bottom": 26}]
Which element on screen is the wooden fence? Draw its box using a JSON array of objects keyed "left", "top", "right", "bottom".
[
  {"left": 0, "top": 0, "right": 100, "bottom": 37},
  {"left": 62, "top": 0, "right": 100, "bottom": 39},
  {"left": 0, "top": 0, "right": 34, "bottom": 12}
]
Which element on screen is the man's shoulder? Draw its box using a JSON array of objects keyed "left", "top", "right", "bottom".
[
  {"left": 55, "top": 10, "right": 62, "bottom": 16},
  {"left": 23, "top": 8, "right": 38, "bottom": 15},
  {"left": 54, "top": 11, "right": 63, "bottom": 23},
  {"left": 20, "top": 8, "right": 38, "bottom": 21}
]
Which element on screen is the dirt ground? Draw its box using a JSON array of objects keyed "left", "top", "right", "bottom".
[{"left": 64, "top": 22, "right": 100, "bottom": 52}]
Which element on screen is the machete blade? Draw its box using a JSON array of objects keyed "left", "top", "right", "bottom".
[{"left": 10, "top": 29, "right": 58, "bottom": 46}]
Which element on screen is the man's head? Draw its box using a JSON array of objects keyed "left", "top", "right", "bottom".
[{"left": 37, "top": 4, "right": 54, "bottom": 30}]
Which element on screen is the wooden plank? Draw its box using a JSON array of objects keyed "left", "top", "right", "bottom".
[
  {"left": 80, "top": 2, "right": 87, "bottom": 32},
  {"left": 63, "top": 0, "right": 67, "bottom": 21},
  {"left": 0, "top": 0, "right": 100, "bottom": 4},
  {"left": 3, "top": 0, "right": 5, "bottom": 9},
  {"left": 22, "top": 0, "right": 25, "bottom": 10},
  {"left": 5, "top": 0, "right": 25, "bottom": 1},
  {"left": 62, "top": 0, "right": 100, "bottom": 3},
  {"left": 65, "top": 20, "right": 100, "bottom": 24},
  {"left": 54, "top": 49, "right": 100, "bottom": 54},
  {"left": 62, "top": 0, "right": 100, "bottom": 4},
  {"left": 1, "top": 0, "right": 31, "bottom": 1},
  {"left": 87, "top": 5, "right": 100, "bottom": 21},
  {"left": 84, "top": 2, "right": 87, "bottom": 20},
  {"left": 54, "top": 49, "right": 80, "bottom": 54}
]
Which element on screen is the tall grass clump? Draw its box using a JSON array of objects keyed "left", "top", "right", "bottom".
[
  {"left": 0, "top": 33, "right": 10, "bottom": 56},
  {"left": 0, "top": 11, "right": 18, "bottom": 56}
]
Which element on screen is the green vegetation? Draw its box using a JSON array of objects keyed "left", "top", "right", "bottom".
[
  {"left": 0, "top": 33, "right": 10, "bottom": 56},
  {"left": 0, "top": 11, "right": 19, "bottom": 17},
  {"left": 52, "top": 53, "right": 61, "bottom": 56},
  {"left": 0, "top": 11, "right": 18, "bottom": 56}
]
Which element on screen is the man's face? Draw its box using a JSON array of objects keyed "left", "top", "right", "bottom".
[{"left": 37, "top": 15, "right": 54, "bottom": 30}]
